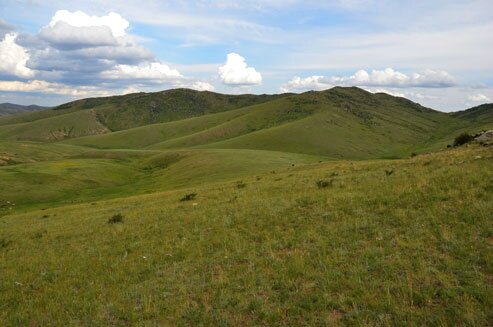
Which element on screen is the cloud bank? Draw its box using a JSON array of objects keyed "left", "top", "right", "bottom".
[
  {"left": 280, "top": 68, "right": 456, "bottom": 92},
  {"left": 0, "top": 10, "right": 215, "bottom": 100}
]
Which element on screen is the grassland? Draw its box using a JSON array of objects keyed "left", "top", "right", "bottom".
[
  {"left": 1, "top": 145, "right": 492, "bottom": 325},
  {"left": 0, "top": 87, "right": 492, "bottom": 325}
]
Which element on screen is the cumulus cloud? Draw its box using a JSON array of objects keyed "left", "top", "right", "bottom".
[
  {"left": 190, "top": 81, "right": 215, "bottom": 91},
  {"left": 39, "top": 10, "right": 130, "bottom": 49},
  {"left": 0, "top": 79, "right": 110, "bottom": 96},
  {"left": 218, "top": 53, "right": 262, "bottom": 86},
  {"left": 467, "top": 93, "right": 491, "bottom": 102},
  {"left": 280, "top": 75, "right": 328, "bottom": 93},
  {"left": 101, "top": 62, "right": 183, "bottom": 80},
  {"left": 0, "top": 33, "right": 35, "bottom": 78},
  {"left": 365, "top": 88, "right": 406, "bottom": 98},
  {"left": 40, "top": 21, "right": 119, "bottom": 49},
  {"left": 50, "top": 10, "right": 129, "bottom": 37},
  {"left": 280, "top": 68, "right": 456, "bottom": 92}
]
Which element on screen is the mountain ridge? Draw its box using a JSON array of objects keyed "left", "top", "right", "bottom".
[{"left": 0, "top": 87, "right": 491, "bottom": 159}]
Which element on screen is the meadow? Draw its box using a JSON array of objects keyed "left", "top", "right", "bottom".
[
  {"left": 0, "top": 88, "right": 492, "bottom": 325},
  {"left": 1, "top": 145, "right": 492, "bottom": 325}
]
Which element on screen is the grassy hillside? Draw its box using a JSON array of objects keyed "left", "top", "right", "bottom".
[
  {"left": 0, "top": 109, "right": 110, "bottom": 141},
  {"left": 0, "top": 88, "right": 491, "bottom": 159},
  {"left": 0, "top": 89, "right": 285, "bottom": 141},
  {"left": 0, "top": 146, "right": 324, "bottom": 210},
  {"left": 66, "top": 87, "right": 490, "bottom": 159},
  {"left": 1, "top": 145, "right": 491, "bottom": 325}
]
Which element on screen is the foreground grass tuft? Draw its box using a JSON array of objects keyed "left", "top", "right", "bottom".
[
  {"left": 180, "top": 193, "right": 197, "bottom": 201},
  {"left": 108, "top": 213, "right": 124, "bottom": 224}
]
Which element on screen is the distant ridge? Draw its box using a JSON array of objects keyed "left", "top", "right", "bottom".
[{"left": 0, "top": 103, "right": 49, "bottom": 116}]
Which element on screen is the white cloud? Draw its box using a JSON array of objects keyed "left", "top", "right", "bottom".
[
  {"left": 122, "top": 86, "right": 140, "bottom": 95},
  {"left": 0, "top": 33, "right": 35, "bottom": 78},
  {"left": 467, "top": 93, "right": 491, "bottom": 102},
  {"left": 190, "top": 81, "right": 215, "bottom": 91},
  {"left": 280, "top": 68, "right": 456, "bottom": 92},
  {"left": 48, "top": 10, "right": 129, "bottom": 37},
  {"left": 0, "top": 79, "right": 110, "bottom": 97},
  {"left": 39, "top": 10, "right": 130, "bottom": 48},
  {"left": 365, "top": 88, "right": 406, "bottom": 98},
  {"left": 101, "top": 62, "right": 183, "bottom": 80},
  {"left": 218, "top": 53, "right": 262, "bottom": 86},
  {"left": 40, "top": 22, "right": 118, "bottom": 48},
  {"left": 279, "top": 75, "right": 328, "bottom": 93}
]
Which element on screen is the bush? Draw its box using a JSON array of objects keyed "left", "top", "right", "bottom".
[
  {"left": 108, "top": 213, "right": 124, "bottom": 224},
  {"left": 316, "top": 179, "right": 333, "bottom": 188},
  {"left": 0, "top": 238, "right": 12, "bottom": 248},
  {"left": 180, "top": 193, "right": 197, "bottom": 201},
  {"left": 236, "top": 181, "right": 247, "bottom": 189},
  {"left": 453, "top": 133, "right": 474, "bottom": 147}
]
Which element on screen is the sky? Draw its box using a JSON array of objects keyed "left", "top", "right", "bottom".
[{"left": 0, "top": 0, "right": 492, "bottom": 111}]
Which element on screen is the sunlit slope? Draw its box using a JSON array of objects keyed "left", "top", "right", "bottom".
[
  {"left": 1, "top": 145, "right": 491, "bottom": 325},
  {"left": 0, "top": 147, "right": 323, "bottom": 209},
  {"left": 0, "top": 109, "right": 109, "bottom": 141},
  {"left": 1, "top": 87, "right": 492, "bottom": 159},
  {"left": 66, "top": 97, "right": 314, "bottom": 149},
  {"left": 0, "top": 141, "right": 88, "bottom": 165},
  {"left": 0, "top": 88, "right": 284, "bottom": 128},
  {"left": 69, "top": 87, "right": 463, "bottom": 159},
  {"left": 63, "top": 104, "right": 263, "bottom": 149}
]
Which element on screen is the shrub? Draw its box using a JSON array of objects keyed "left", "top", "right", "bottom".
[
  {"left": 316, "top": 179, "right": 333, "bottom": 188},
  {"left": 0, "top": 238, "right": 12, "bottom": 248},
  {"left": 108, "top": 213, "right": 124, "bottom": 224},
  {"left": 236, "top": 181, "right": 247, "bottom": 189},
  {"left": 453, "top": 133, "right": 474, "bottom": 147},
  {"left": 180, "top": 193, "right": 197, "bottom": 201}
]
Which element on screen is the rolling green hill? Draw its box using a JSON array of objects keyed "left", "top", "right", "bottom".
[
  {"left": 0, "top": 89, "right": 285, "bottom": 134},
  {"left": 0, "top": 87, "right": 491, "bottom": 160},
  {"left": 61, "top": 87, "right": 491, "bottom": 159}
]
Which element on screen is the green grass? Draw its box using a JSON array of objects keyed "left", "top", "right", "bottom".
[
  {"left": 0, "top": 87, "right": 492, "bottom": 325},
  {"left": 0, "top": 147, "right": 324, "bottom": 210},
  {"left": 0, "top": 145, "right": 491, "bottom": 325}
]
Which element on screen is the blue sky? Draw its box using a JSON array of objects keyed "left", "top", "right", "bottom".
[{"left": 0, "top": 0, "right": 492, "bottom": 111}]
